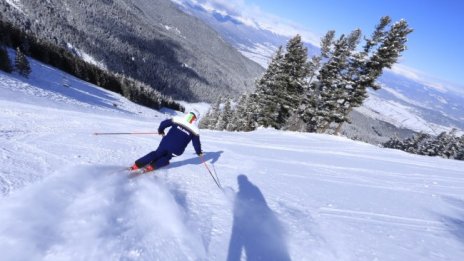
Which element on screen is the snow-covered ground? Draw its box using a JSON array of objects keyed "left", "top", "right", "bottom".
[
  {"left": 1, "top": 57, "right": 464, "bottom": 260},
  {"left": 357, "top": 94, "right": 455, "bottom": 135}
]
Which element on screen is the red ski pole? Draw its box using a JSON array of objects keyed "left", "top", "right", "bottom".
[
  {"left": 199, "top": 155, "right": 222, "bottom": 189},
  {"left": 93, "top": 132, "right": 161, "bottom": 135}
]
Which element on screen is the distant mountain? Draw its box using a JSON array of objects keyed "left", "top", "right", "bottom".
[
  {"left": 174, "top": 0, "right": 464, "bottom": 139},
  {"left": 363, "top": 71, "right": 464, "bottom": 134},
  {"left": 173, "top": 0, "right": 319, "bottom": 67},
  {"left": 1, "top": 0, "right": 263, "bottom": 102}
]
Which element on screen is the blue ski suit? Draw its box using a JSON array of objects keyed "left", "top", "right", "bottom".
[{"left": 134, "top": 117, "right": 202, "bottom": 170}]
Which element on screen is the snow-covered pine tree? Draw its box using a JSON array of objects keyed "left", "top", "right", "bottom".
[
  {"left": 430, "top": 131, "right": 449, "bottom": 157},
  {"left": 243, "top": 93, "right": 260, "bottom": 131},
  {"left": 255, "top": 46, "right": 287, "bottom": 129},
  {"left": 417, "top": 133, "right": 436, "bottom": 156},
  {"left": 332, "top": 18, "right": 395, "bottom": 131},
  {"left": 316, "top": 17, "right": 411, "bottom": 134},
  {"left": 207, "top": 97, "right": 222, "bottom": 130},
  {"left": 281, "top": 35, "right": 310, "bottom": 125},
  {"left": 215, "top": 98, "right": 232, "bottom": 131},
  {"left": 198, "top": 109, "right": 212, "bottom": 129},
  {"left": 15, "top": 47, "right": 31, "bottom": 77},
  {"left": 364, "top": 16, "right": 392, "bottom": 55},
  {"left": 289, "top": 31, "right": 336, "bottom": 132},
  {"left": 230, "top": 94, "right": 248, "bottom": 131},
  {"left": 331, "top": 29, "right": 362, "bottom": 133},
  {"left": 361, "top": 18, "right": 413, "bottom": 89},
  {"left": 0, "top": 46, "right": 13, "bottom": 73},
  {"left": 407, "top": 133, "right": 431, "bottom": 153},
  {"left": 384, "top": 130, "right": 464, "bottom": 161},
  {"left": 436, "top": 130, "right": 461, "bottom": 159},
  {"left": 383, "top": 135, "right": 405, "bottom": 150},
  {"left": 457, "top": 135, "right": 464, "bottom": 160},
  {"left": 307, "top": 30, "right": 335, "bottom": 85},
  {"left": 314, "top": 34, "right": 354, "bottom": 132},
  {"left": 230, "top": 93, "right": 259, "bottom": 132}
]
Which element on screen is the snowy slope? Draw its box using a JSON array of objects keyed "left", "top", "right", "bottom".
[{"left": 1, "top": 58, "right": 464, "bottom": 260}]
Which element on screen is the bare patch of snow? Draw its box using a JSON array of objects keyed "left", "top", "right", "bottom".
[
  {"left": 237, "top": 42, "right": 276, "bottom": 68},
  {"left": 5, "top": 0, "right": 24, "bottom": 13},
  {"left": 162, "top": 24, "right": 185, "bottom": 38},
  {"left": 66, "top": 43, "right": 107, "bottom": 70},
  {"left": 358, "top": 95, "right": 457, "bottom": 135}
]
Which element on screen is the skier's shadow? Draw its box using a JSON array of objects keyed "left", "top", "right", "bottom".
[
  {"left": 437, "top": 197, "right": 464, "bottom": 245},
  {"left": 165, "top": 151, "right": 223, "bottom": 169},
  {"left": 227, "top": 175, "right": 291, "bottom": 261}
]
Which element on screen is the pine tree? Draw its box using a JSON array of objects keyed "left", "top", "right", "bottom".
[
  {"left": 230, "top": 94, "right": 249, "bottom": 131},
  {"left": 457, "top": 135, "right": 464, "bottom": 160},
  {"left": 384, "top": 130, "right": 464, "bottom": 161},
  {"left": 255, "top": 46, "right": 287, "bottom": 129},
  {"left": 207, "top": 98, "right": 222, "bottom": 130},
  {"left": 290, "top": 31, "right": 336, "bottom": 132},
  {"left": 0, "top": 46, "right": 13, "bottom": 73},
  {"left": 15, "top": 47, "right": 31, "bottom": 77},
  {"left": 281, "top": 35, "right": 310, "bottom": 124},
  {"left": 215, "top": 98, "right": 232, "bottom": 130},
  {"left": 243, "top": 93, "right": 259, "bottom": 131},
  {"left": 364, "top": 16, "right": 392, "bottom": 54},
  {"left": 314, "top": 33, "right": 356, "bottom": 132},
  {"left": 367, "top": 19, "right": 413, "bottom": 76},
  {"left": 303, "top": 17, "right": 412, "bottom": 133},
  {"left": 198, "top": 109, "right": 212, "bottom": 129},
  {"left": 307, "top": 30, "right": 335, "bottom": 85}
]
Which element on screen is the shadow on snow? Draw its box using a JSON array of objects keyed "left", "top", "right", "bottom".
[
  {"left": 165, "top": 151, "right": 223, "bottom": 169},
  {"left": 439, "top": 197, "right": 464, "bottom": 246},
  {"left": 227, "top": 175, "right": 291, "bottom": 261}
]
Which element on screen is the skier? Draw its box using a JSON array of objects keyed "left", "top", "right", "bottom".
[{"left": 129, "top": 110, "right": 203, "bottom": 173}]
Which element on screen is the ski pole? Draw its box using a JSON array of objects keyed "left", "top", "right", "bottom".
[
  {"left": 93, "top": 132, "right": 161, "bottom": 135},
  {"left": 199, "top": 155, "right": 222, "bottom": 190}
]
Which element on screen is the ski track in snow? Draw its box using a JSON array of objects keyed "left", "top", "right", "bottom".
[{"left": 1, "top": 58, "right": 464, "bottom": 260}]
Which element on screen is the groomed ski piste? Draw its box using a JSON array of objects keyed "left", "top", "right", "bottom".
[{"left": 1, "top": 55, "right": 464, "bottom": 261}]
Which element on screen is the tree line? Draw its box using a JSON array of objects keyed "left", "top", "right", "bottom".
[
  {"left": 200, "top": 16, "right": 413, "bottom": 134},
  {"left": 0, "top": 19, "right": 183, "bottom": 111},
  {"left": 383, "top": 130, "right": 464, "bottom": 161},
  {"left": 0, "top": 45, "right": 30, "bottom": 77}
]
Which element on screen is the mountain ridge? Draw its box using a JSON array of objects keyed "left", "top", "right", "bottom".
[{"left": 1, "top": 0, "right": 263, "bottom": 102}]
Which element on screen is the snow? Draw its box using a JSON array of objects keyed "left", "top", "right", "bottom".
[
  {"left": 5, "top": 0, "right": 24, "bottom": 13},
  {"left": 163, "top": 24, "right": 181, "bottom": 35},
  {"left": 162, "top": 24, "right": 185, "bottom": 39},
  {"left": 357, "top": 94, "right": 458, "bottom": 135},
  {"left": 66, "top": 43, "right": 107, "bottom": 70},
  {"left": 237, "top": 42, "right": 275, "bottom": 68},
  {"left": 1, "top": 56, "right": 464, "bottom": 260}
]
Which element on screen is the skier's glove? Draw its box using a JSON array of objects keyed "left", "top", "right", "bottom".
[{"left": 159, "top": 131, "right": 165, "bottom": 136}]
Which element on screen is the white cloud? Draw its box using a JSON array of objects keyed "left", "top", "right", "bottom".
[
  {"left": 390, "top": 64, "right": 421, "bottom": 81},
  {"left": 176, "top": 0, "right": 321, "bottom": 46},
  {"left": 389, "top": 64, "right": 464, "bottom": 95}
]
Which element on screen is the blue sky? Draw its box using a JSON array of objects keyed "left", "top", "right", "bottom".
[
  {"left": 188, "top": 0, "right": 464, "bottom": 91},
  {"left": 247, "top": 0, "right": 464, "bottom": 86}
]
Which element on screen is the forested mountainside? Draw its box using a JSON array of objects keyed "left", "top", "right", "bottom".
[{"left": 1, "top": 0, "right": 263, "bottom": 102}]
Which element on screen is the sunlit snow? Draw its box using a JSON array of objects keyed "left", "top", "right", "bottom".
[{"left": 1, "top": 53, "right": 464, "bottom": 260}]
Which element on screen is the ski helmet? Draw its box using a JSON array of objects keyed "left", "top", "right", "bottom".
[{"left": 186, "top": 109, "right": 200, "bottom": 124}]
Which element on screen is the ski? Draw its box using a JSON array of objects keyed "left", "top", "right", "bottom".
[{"left": 127, "top": 167, "right": 156, "bottom": 178}]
